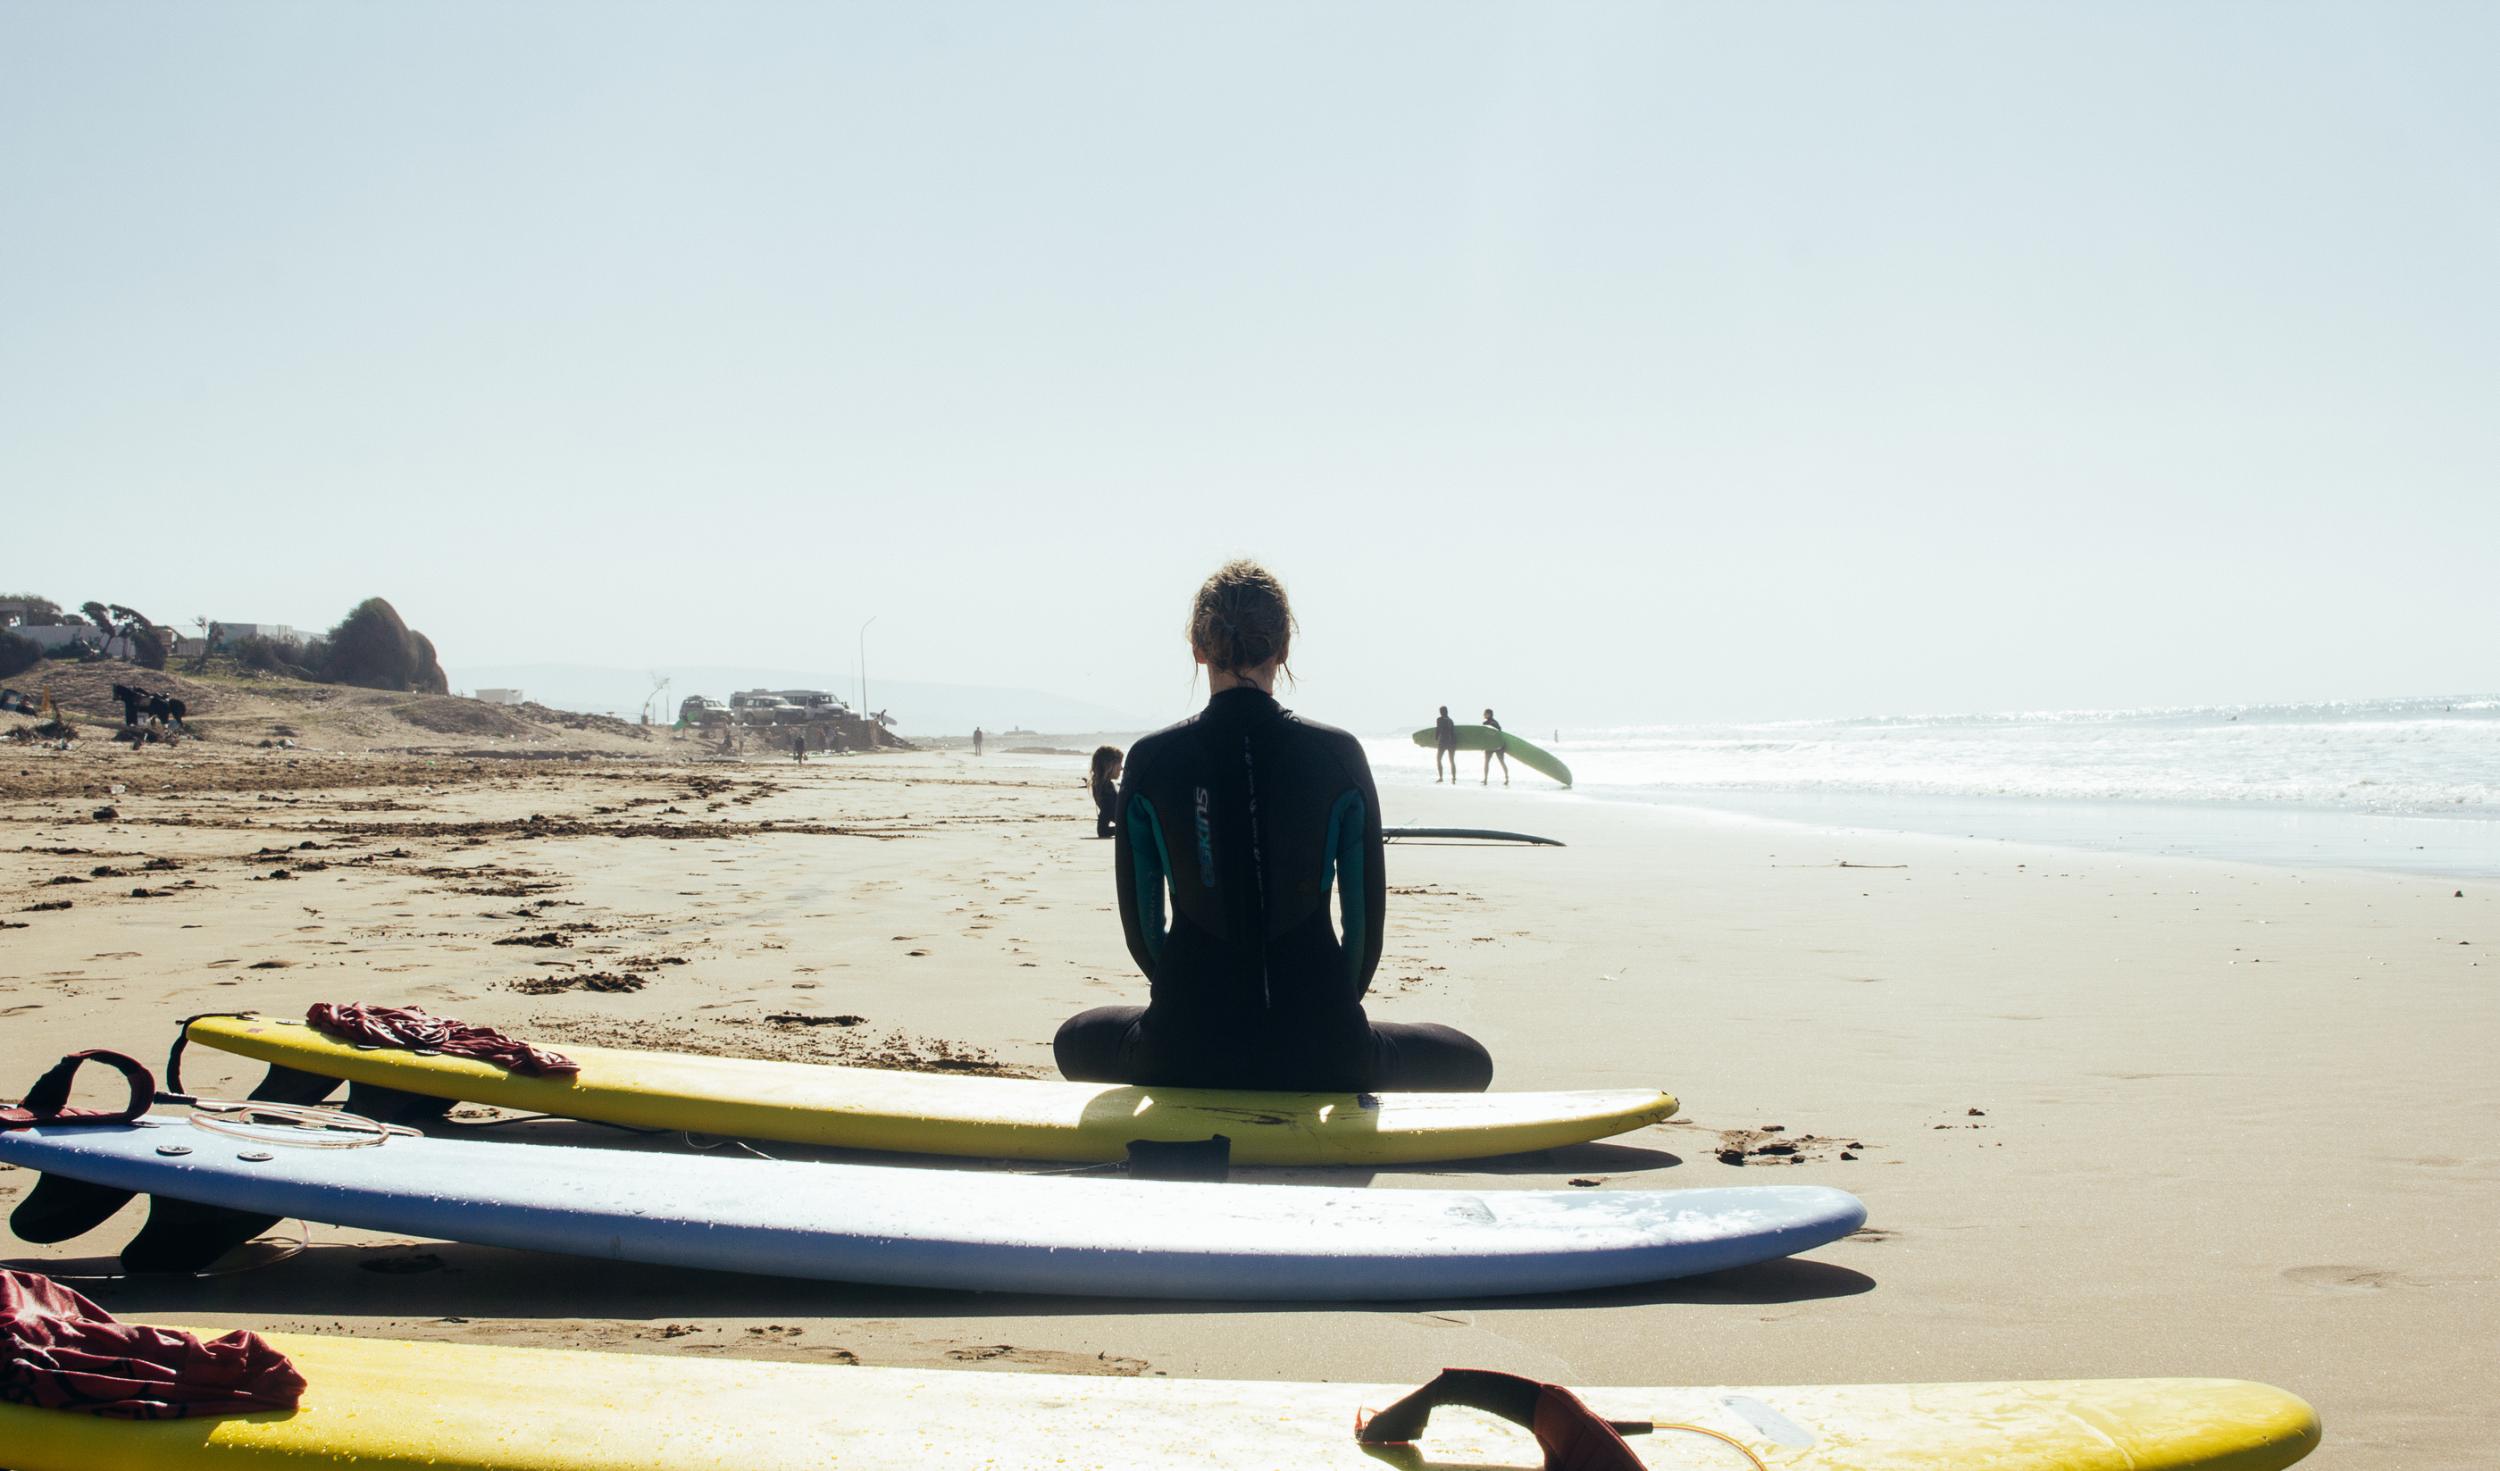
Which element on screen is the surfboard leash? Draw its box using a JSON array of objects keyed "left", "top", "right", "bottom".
[
  {"left": 161, "top": 1010, "right": 264, "bottom": 1100},
  {"left": 1355, "top": 1369, "right": 1771, "bottom": 1471}
]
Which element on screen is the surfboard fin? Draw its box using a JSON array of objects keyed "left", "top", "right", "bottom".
[
  {"left": 343, "top": 1082, "right": 456, "bottom": 1127},
  {"left": 247, "top": 1063, "right": 346, "bottom": 1106},
  {"left": 1124, "top": 1134, "right": 1230, "bottom": 1182},
  {"left": 10, "top": 1172, "right": 140, "bottom": 1244},
  {"left": 120, "top": 1194, "right": 286, "bottom": 1275},
  {"left": 243, "top": 1064, "right": 451, "bottom": 1126}
]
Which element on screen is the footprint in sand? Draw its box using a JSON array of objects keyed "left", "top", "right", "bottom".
[{"left": 2281, "top": 1264, "right": 2425, "bottom": 1293}]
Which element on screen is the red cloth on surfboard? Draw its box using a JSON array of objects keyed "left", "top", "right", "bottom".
[
  {"left": 304, "top": 1002, "right": 580, "bottom": 1077},
  {"left": 0, "top": 1268, "right": 304, "bottom": 1420}
]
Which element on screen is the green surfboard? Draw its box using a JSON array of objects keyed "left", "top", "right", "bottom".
[{"left": 1412, "top": 725, "right": 1572, "bottom": 787}]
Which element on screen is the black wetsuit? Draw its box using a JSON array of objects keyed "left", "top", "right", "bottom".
[{"left": 1053, "top": 687, "right": 1492, "bottom": 1092}]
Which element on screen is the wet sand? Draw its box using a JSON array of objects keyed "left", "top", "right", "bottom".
[{"left": 2, "top": 739, "right": 2490, "bottom": 1467}]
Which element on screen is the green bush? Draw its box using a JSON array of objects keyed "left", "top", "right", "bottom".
[
  {"left": 407, "top": 630, "right": 449, "bottom": 695},
  {"left": 107, "top": 604, "right": 168, "bottom": 670},
  {"left": 319, "top": 598, "right": 417, "bottom": 690},
  {"left": 1, "top": 594, "right": 63, "bottom": 625},
  {"left": 0, "top": 630, "right": 38, "bottom": 679},
  {"left": 233, "top": 634, "right": 312, "bottom": 677},
  {"left": 313, "top": 597, "right": 444, "bottom": 693},
  {"left": 65, "top": 599, "right": 169, "bottom": 670}
]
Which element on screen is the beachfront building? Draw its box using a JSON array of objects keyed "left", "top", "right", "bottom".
[
  {"left": 476, "top": 688, "right": 524, "bottom": 706},
  {"left": 8, "top": 625, "right": 101, "bottom": 654},
  {"left": 728, "top": 689, "right": 850, "bottom": 723},
  {"left": 678, "top": 687, "right": 904, "bottom": 748},
  {"left": 7, "top": 623, "right": 173, "bottom": 661}
]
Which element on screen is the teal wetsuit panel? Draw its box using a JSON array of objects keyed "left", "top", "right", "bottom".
[{"left": 1125, "top": 794, "right": 1172, "bottom": 967}]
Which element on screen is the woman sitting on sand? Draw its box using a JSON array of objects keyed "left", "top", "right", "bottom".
[{"left": 1053, "top": 560, "right": 1494, "bottom": 1092}]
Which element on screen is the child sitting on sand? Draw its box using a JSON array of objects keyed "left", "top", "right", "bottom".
[{"left": 1088, "top": 746, "right": 1121, "bottom": 838}]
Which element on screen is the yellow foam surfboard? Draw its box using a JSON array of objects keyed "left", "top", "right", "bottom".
[
  {"left": 0, "top": 1331, "right": 2319, "bottom": 1470},
  {"left": 186, "top": 1015, "right": 1678, "bottom": 1164}
]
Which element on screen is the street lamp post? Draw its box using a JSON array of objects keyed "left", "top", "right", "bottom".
[{"left": 858, "top": 616, "right": 877, "bottom": 744}]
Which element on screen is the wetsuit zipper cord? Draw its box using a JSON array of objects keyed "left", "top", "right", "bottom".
[{"left": 1243, "top": 733, "right": 1271, "bottom": 1012}]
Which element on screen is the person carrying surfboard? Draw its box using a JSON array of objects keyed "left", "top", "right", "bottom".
[
  {"left": 1481, "top": 707, "right": 1510, "bottom": 785},
  {"left": 1053, "top": 560, "right": 1494, "bottom": 1092},
  {"left": 1433, "top": 705, "right": 1458, "bottom": 782}
]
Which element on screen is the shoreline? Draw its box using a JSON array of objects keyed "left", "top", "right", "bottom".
[
  {"left": 1569, "top": 786, "right": 2500, "bottom": 882},
  {"left": 992, "top": 736, "right": 2500, "bottom": 882}
]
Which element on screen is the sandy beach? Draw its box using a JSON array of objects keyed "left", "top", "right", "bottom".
[
  {"left": 1, "top": 730, "right": 2490, "bottom": 1468},
  {"left": 9, "top": 3, "right": 2495, "bottom": 1464}
]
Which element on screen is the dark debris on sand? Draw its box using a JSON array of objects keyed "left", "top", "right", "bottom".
[
  {"left": 1711, "top": 1123, "right": 1869, "bottom": 1166},
  {"left": 505, "top": 971, "right": 649, "bottom": 995}
]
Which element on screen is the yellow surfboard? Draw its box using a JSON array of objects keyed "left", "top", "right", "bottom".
[
  {"left": 0, "top": 1331, "right": 2319, "bottom": 1471},
  {"left": 185, "top": 1015, "right": 1678, "bottom": 1165}
]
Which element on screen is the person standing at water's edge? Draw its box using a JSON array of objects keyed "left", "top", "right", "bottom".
[
  {"left": 1433, "top": 705, "right": 1458, "bottom": 783},
  {"left": 1053, "top": 560, "right": 1494, "bottom": 1092},
  {"left": 972, "top": 726, "right": 984, "bottom": 757},
  {"left": 1481, "top": 707, "right": 1509, "bottom": 786}
]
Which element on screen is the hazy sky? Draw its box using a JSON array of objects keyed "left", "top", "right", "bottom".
[{"left": 5, "top": 3, "right": 2493, "bottom": 731}]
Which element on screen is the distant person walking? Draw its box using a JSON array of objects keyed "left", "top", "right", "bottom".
[
  {"left": 973, "top": 726, "right": 985, "bottom": 757},
  {"left": 1480, "top": 708, "right": 1509, "bottom": 786},
  {"left": 791, "top": 732, "right": 807, "bottom": 763},
  {"left": 1088, "top": 745, "right": 1122, "bottom": 838},
  {"left": 1433, "top": 706, "right": 1458, "bottom": 783}
]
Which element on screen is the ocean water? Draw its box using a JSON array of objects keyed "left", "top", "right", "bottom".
[{"left": 1368, "top": 696, "right": 2500, "bottom": 878}]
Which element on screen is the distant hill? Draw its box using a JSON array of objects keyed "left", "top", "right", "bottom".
[
  {"left": 446, "top": 663, "right": 1151, "bottom": 737},
  {"left": 8, "top": 659, "right": 661, "bottom": 757}
]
